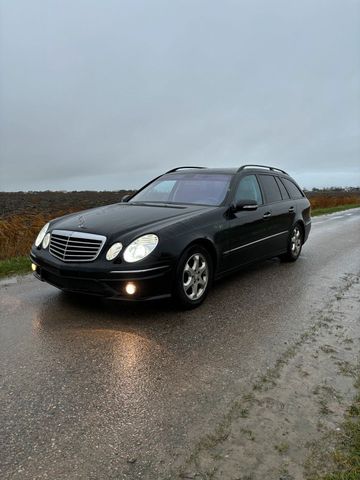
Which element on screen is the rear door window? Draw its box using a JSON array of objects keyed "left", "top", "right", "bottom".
[
  {"left": 258, "top": 175, "right": 282, "bottom": 203},
  {"left": 281, "top": 178, "right": 304, "bottom": 199},
  {"left": 275, "top": 176, "right": 290, "bottom": 200}
]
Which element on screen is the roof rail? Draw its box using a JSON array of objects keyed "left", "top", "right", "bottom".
[
  {"left": 166, "top": 166, "right": 206, "bottom": 174},
  {"left": 237, "top": 164, "right": 288, "bottom": 175}
]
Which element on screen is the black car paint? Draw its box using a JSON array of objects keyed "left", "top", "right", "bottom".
[{"left": 30, "top": 168, "right": 311, "bottom": 301}]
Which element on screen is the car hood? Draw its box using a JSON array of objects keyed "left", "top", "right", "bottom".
[{"left": 50, "top": 202, "right": 213, "bottom": 240}]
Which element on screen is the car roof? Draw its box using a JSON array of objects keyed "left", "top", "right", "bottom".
[
  {"left": 165, "top": 166, "right": 290, "bottom": 177},
  {"left": 166, "top": 167, "right": 238, "bottom": 175}
]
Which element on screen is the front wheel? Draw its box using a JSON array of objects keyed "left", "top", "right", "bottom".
[
  {"left": 173, "top": 245, "right": 213, "bottom": 309},
  {"left": 280, "top": 224, "right": 303, "bottom": 262}
]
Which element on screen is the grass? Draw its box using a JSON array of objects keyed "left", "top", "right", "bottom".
[
  {"left": 0, "top": 256, "right": 31, "bottom": 278},
  {"left": 308, "top": 193, "right": 360, "bottom": 210},
  {"left": 311, "top": 204, "right": 360, "bottom": 216},
  {"left": 0, "top": 212, "right": 59, "bottom": 260},
  {"left": 318, "top": 377, "right": 360, "bottom": 480},
  {"left": 274, "top": 442, "right": 290, "bottom": 454}
]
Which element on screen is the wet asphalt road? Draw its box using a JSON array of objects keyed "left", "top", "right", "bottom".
[{"left": 1, "top": 209, "right": 360, "bottom": 480}]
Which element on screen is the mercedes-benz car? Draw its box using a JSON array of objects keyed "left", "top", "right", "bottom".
[{"left": 30, "top": 165, "right": 311, "bottom": 308}]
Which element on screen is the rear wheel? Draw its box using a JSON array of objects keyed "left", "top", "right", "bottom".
[
  {"left": 280, "top": 224, "right": 303, "bottom": 262},
  {"left": 173, "top": 245, "right": 213, "bottom": 309}
]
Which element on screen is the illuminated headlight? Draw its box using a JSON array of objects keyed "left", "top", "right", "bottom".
[
  {"left": 106, "top": 242, "right": 123, "bottom": 261},
  {"left": 42, "top": 233, "right": 51, "bottom": 249},
  {"left": 35, "top": 223, "right": 50, "bottom": 247},
  {"left": 123, "top": 234, "right": 159, "bottom": 263}
]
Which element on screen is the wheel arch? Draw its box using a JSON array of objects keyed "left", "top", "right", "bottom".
[
  {"left": 182, "top": 238, "right": 218, "bottom": 273},
  {"left": 294, "top": 219, "right": 305, "bottom": 239}
]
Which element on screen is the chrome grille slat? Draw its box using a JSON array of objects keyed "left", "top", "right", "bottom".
[
  {"left": 49, "top": 245, "right": 65, "bottom": 255},
  {"left": 65, "top": 243, "right": 100, "bottom": 248},
  {"left": 64, "top": 248, "right": 100, "bottom": 252},
  {"left": 50, "top": 237, "right": 67, "bottom": 243},
  {"left": 54, "top": 238, "right": 98, "bottom": 246},
  {"left": 50, "top": 239, "right": 73, "bottom": 248},
  {"left": 51, "top": 237, "right": 100, "bottom": 246},
  {"left": 59, "top": 252, "right": 101, "bottom": 256},
  {"left": 50, "top": 240, "right": 99, "bottom": 250},
  {"left": 49, "top": 243, "right": 65, "bottom": 253},
  {"left": 49, "top": 230, "right": 106, "bottom": 262},
  {"left": 51, "top": 244, "right": 99, "bottom": 252},
  {"left": 49, "top": 241, "right": 67, "bottom": 249}
]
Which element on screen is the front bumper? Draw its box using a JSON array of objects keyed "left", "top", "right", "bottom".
[{"left": 30, "top": 251, "right": 174, "bottom": 301}]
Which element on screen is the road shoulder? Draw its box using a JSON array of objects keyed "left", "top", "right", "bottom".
[{"left": 177, "top": 273, "right": 360, "bottom": 480}]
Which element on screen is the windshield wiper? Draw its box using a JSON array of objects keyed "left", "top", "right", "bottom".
[{"left": 129, "top": 201, "right": 186, "bottom": 209}]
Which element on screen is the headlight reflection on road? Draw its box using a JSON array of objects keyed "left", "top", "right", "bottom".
[
  {"left": 111, "top": 332, "right": 156, "bottom": 373},
  {"left": 31, "top": 304, "right": 166, "bottom": 401},
  {"left": 32, "top": 311, "right": 162, "bottom": 381}
]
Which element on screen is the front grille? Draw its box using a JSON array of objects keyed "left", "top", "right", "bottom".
[{"left": 49, "top": 230, "right": 106, "bottom": 262}]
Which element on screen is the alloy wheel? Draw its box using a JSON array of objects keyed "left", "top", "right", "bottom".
[
  {"left": 290, "top": 225, "right": 302, "bottom": 257},
  {"left": 182, "top": 253, "right": 209, "bottom": 301}
]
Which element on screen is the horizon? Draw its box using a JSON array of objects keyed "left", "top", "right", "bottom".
[{"left": 2, "top": 185, "right": 360, "bottom": 194}]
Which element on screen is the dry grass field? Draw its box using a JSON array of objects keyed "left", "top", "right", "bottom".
[
  {"left": 0, "top": 191, "right": 132, "bottom": 261},
  {"left": 0, "top": 213, "right": 52, "bottom": 260},
  {"left": 306, "top": 190, "right": 360, "bottom": 209},
  {"left": 0, "top": 189, "right": 359, "bottom": 261}
]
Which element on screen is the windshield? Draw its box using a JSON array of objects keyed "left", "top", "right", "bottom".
[{"left": 129, "top": 173, "right": 232, "bottom": 206}]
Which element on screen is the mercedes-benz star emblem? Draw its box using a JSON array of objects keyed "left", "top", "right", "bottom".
[{"left": 78, "top": 215, "right": 86, "bottom": 229}]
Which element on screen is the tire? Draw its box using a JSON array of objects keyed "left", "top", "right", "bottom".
[
  {"left": 173, "top": 245, "right": 213, "bottom": 309},
  {"left": 280, "top": 223, "right": 303, "bottom": 262}
]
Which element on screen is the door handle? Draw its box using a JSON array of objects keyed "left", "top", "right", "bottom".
[
  {"left": 263, "top": 212, "right": 272, "bottom": 218},
  {"left": 288, "top": 206, "right": 295, "bottom": 213}
]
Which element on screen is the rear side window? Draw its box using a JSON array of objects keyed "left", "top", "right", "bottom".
[
  {"left": 258, "top": 175, "right": 282, "bottom": 203},
  {"left": 281, "top": 178, "right": 304, "bottom": 199},
  {"left": 275, "top": 176, "right": 290, "bottom": 199},
  {"left": 234, "top": 175, "right": 263, "bottom": 205}
]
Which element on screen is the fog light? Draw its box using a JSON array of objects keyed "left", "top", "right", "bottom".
[
  {"left": 125, "top": 282, "right": 136, "bottom": 295},
  {"left": 31, "top": 263, "right": 37, "bottom": 272}
]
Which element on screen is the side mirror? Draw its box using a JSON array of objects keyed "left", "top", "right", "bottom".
[
  {"left": 231, "top": 199, "right": 258, "bottom": 212},
  {"left": 121, "top": 194, "right": 131, "bottom": 202}
]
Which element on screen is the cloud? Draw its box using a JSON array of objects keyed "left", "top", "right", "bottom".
[{"left": 0, "top": 0, "right": 359, "bottom": 190}]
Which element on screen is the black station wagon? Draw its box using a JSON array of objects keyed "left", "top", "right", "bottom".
[{"left": 30, "top": 165, "right": 311, "bottom": 308}]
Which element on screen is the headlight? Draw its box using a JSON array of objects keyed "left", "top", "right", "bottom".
[
  {"left": 42, "top": 233, "right": 51, "bottom": 249},
  {"left": 35, "top": 223, "right": 50, "bottom": 247},
  {"left": 123, "top": 234, "right": 159, "bottom": 263},
  {"left": 106, "top": 242, "right": 123, "bottom": 261}
]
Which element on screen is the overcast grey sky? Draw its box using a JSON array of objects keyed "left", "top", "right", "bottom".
[{"left": 0, "top": 0, "right": 359, "bottom": 191}]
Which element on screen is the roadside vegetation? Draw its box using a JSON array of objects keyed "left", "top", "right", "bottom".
[
  {"left": 307, "top": 188, "right": 360, "bottom": 217},
  {"left": 332, "top": 395, "right": 360, "bottom": 479},
  {"left": 311, "top": 204, "right": 360, "bottom": 216},
  {"left": 316, "top": 375, "right": 360, "bottom": 480},
  {"left": 0, "top": 190, "right": 133, "bottom": 261},
  {"left": 0, "top": 256, "right": 30, "bottom": 278}
]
